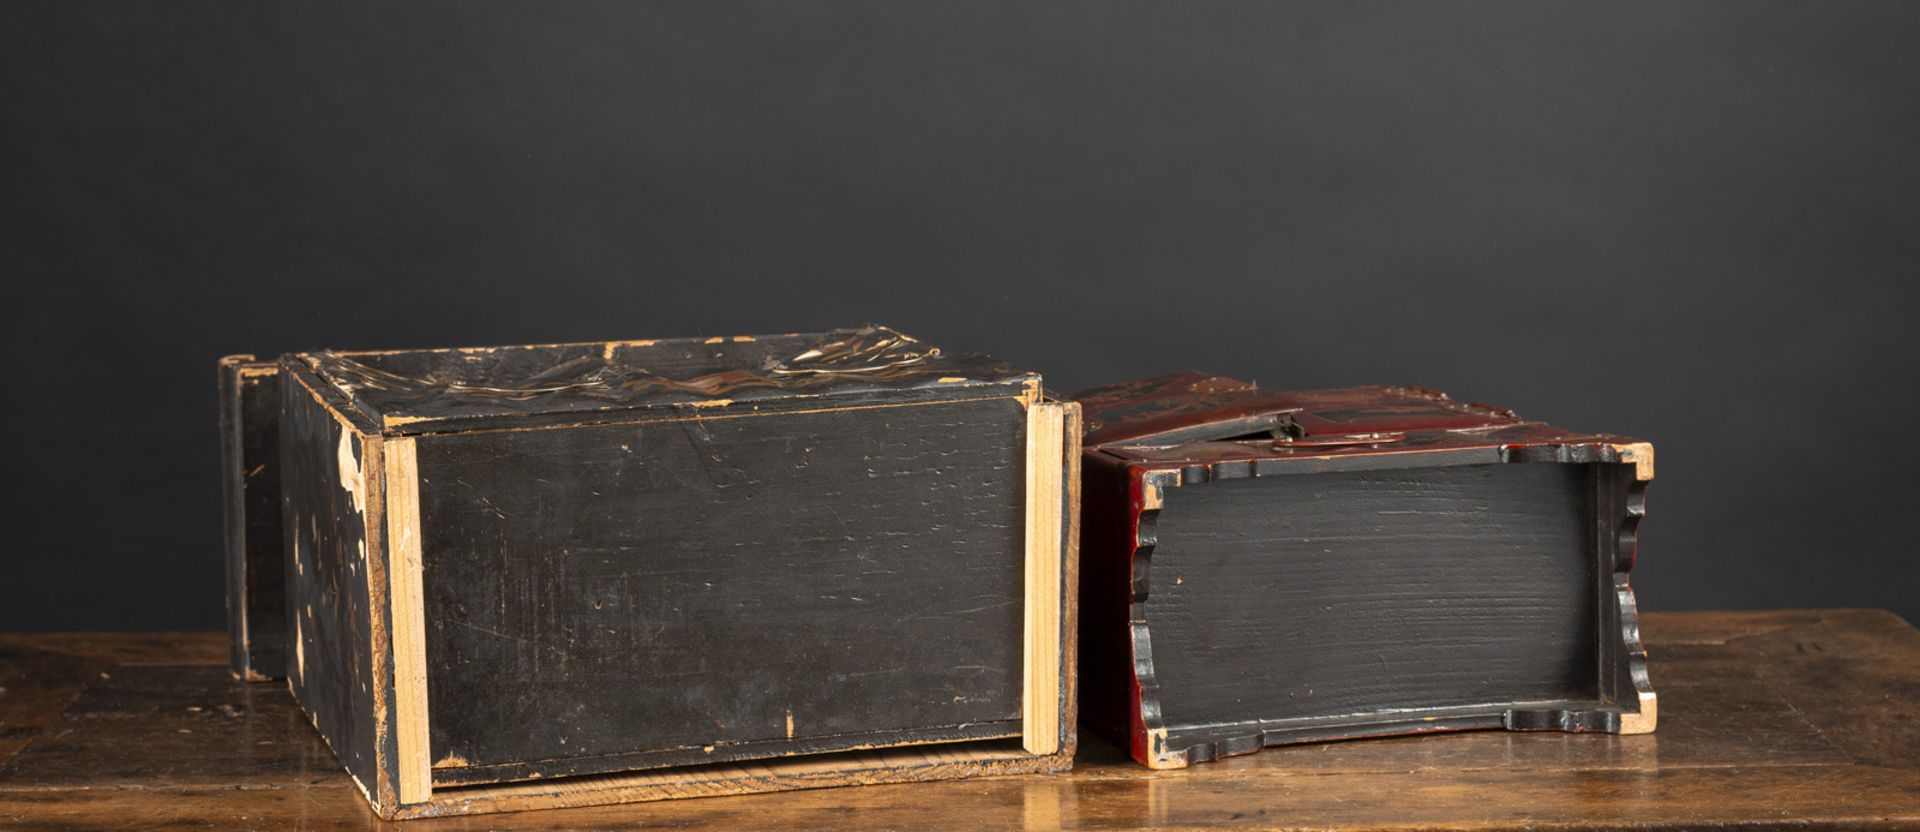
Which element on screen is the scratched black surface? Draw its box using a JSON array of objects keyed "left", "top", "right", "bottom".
[
  {"left": 414, "top": 396, "right": 1030, "bottom": 779},
  {"left": 278, "top": 366, "right": 382, "bottom": 794},
  {"left": 1146, "top": 463, "right": 1601, "bottom": 731},
  {"left": 304, "top": 327, "right": 1036, "bottom": 435}
]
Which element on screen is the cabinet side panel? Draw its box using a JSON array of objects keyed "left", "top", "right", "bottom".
[
  {"left": 1146, "top": 462, "right": 1600, "bottom": 731},
  {"left": 280, "top": 370, "right": 382, "bottom": 798},
  {"left": 416, "top": 397, "right": 1030, "bottom": 778},
  {"left": 220, "top": 358, "right": 286, "bottom": 680}
]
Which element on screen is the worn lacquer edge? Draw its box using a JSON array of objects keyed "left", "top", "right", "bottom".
[
  {"left": 360, "top": 433, "right": 396, "bottom": 815},
  {"left": 1616, "top": 580, "right": 1659, "bottom": 734},
  {"left": 1057, "top": 401, "right": 1083, "bottom": 761},
  {"left": 282, "top": 363, "right": 390, "bottom": 812},
  {"left": 1605, "top": 447, "right": 1656, "bottom": 734},
  {"left": 1126, "top": 468, "right": 1186, "bottom": 769}
]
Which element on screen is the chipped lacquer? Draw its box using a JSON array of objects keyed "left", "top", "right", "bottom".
[
  {"left": 255, "top": 326, "right": 1080, "bottom": 819},
  {"left": 1074, "top": 373, "right": 1655, "bottom": 769}
]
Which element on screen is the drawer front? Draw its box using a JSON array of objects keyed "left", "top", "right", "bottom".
[{"left": 413, "top": 396, "right": 1031, "bottom": 783}]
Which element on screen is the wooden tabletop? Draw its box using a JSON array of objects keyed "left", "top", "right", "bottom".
[{"left": 3, "top": 609, "right": 1917, "bottom": 830}]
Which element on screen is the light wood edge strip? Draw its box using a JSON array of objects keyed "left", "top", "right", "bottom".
[
  {"left": 383, "top": 436, "right": 432, "bottom": 804},
  {"left": 1023, "top": 401, "right": 1065, "bottom": 755},
  {"left": 1619, "top": 689, "right": 1659, "bottom": 734},
  {"left": 409, "top": 746, "right": 1060, "bottom": 819}
]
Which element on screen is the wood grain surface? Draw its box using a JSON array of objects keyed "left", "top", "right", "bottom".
[
  {"left": 413, "top": 397, "right": 1029, "bottom": 778},
  {"left": 3, "top": 610, "right": 1918, "bottom": 830},
  {"left": 1145, "top": 463, "right": 1601, "bottom": 730}
]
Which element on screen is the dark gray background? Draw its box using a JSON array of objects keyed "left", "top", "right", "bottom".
[{"left": 4, "top": 2, "right": 1915, "bottom": 631}]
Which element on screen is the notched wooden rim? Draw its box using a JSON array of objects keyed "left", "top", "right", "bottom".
[{"left": 1119, "top": 448, "right": 1658, "bottom": 768}]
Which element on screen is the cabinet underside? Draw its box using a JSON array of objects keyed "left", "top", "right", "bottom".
[{"left": 1142, "top": 462, "right": 1635, "bottom": 760}]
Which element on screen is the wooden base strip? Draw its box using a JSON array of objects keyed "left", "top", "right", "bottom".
[{"left": 404, "top": 742, "right": 1063, "bottom": 819}]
